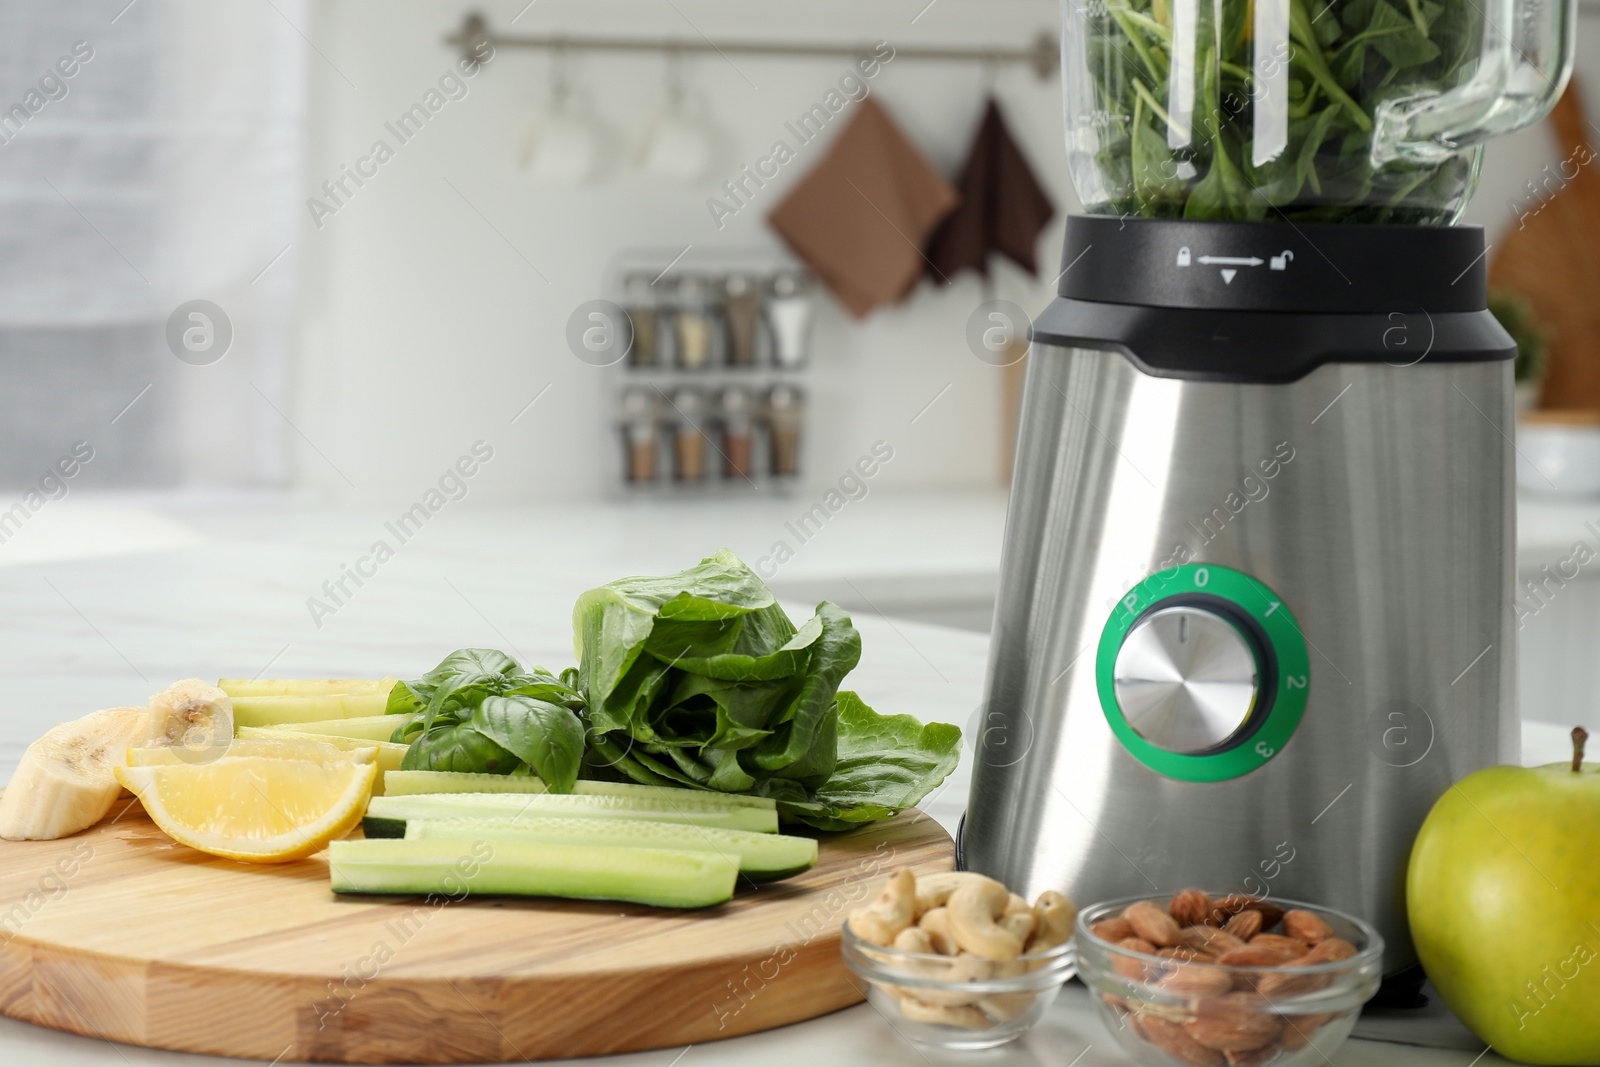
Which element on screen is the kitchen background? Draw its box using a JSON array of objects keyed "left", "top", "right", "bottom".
[{"left": 1, "top": 0, "right": 1599, "bottom": 778}]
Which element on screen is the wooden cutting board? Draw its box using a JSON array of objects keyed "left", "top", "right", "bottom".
[{"left": 0, "top": 795, "right": 953, "bottom": 1064}]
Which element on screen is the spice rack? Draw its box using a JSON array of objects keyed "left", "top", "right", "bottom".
[{"left": 605, "top": 249, "right": 814, "bottom": 494}]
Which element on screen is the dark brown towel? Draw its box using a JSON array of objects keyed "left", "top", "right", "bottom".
[
  {"left": 768, "top": 98, "right": 958, "bottom": 317},
  {"left": 926, "top": 98, "right": 1055, "bottom": 280}
]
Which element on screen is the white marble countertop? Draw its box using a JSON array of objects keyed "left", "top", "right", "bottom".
[{"left": 0, "top": 493, "right": 1571, "bottom": 1066}]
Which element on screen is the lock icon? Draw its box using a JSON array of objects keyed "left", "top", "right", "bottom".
[
  {"left": 1176, "top": 246, "right": 1191, "bottom": 267},
  {"left": 1270, "top": 250, "right": 1294, "bottom": 271}
]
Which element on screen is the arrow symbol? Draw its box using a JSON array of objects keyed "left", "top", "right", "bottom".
[
  {"left": 1221, "top": 269, "right": 1237, "bottom": 284},
  {"left": 1198, "top": 256, "right": 1264, "bottom": 266}
]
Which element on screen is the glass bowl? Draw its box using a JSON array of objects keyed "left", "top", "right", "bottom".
[
  {"left": 841, "top": 921, "right": 1077, "bottom": 1050},
  {"left": 1075, "top": 893, "right": 1384, "bottom": 1067}
]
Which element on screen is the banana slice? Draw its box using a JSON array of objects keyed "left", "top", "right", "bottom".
[
  {"left": 147, "top": 678, "right": 233, "bottom": 753},
  {"left": 0, "top": 706, "right": 150, "bottom": 840}
]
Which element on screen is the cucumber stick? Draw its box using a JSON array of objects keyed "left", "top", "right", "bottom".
[
  {"left": 363, "top": 792, "right": 778, "bottom": 837},
  {"left": 239, "top": 715, "right": 399, "bottom": 743},
  {"left": 219, "top": 678, "right": 394, "bottom": 698},
  {"left": 382, "top": 770, "right": 777, "bottom": 812},
  {"left": 232, "top": 694, "right": 390, "bottom": 728},
  {"left": 406, "top": 816, "right": 817, "bottom": 882},
  {"left": 329, "top": 838, "right": 737, "bottom": 908}
]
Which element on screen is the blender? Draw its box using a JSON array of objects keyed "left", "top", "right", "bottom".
[{"left": 964, "top": 0, "right": 1576, "bottom": 984}]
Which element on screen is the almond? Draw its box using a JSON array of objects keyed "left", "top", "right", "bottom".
[
  {"left": 1091, "top": 916, "right": 1136, "bottom": 943},
  {"left": 1181, "top": 926, "right": 1249, "bottom": 954},
  {"left": 1159, "top": 962, "right": 1233, "bottom": 998},
  {"left": 1142, "top": 1016, "right": 1225, "bottom": 1066},
  {"left": 1253, "top": 936, "right": 1356, "bottom": 997},
  {"left": 1209, "top": 894, "right": 1254, "bottom": 920},
  {"left": 1277, "top": 1011, "right": 1337, "bottom": 1050},
  {"left": 1245, "top": 900, "right": 1286, "bottom": 930},
  {"left": 1209, "top": 894, "right": 1284, "bottom": 930},
  {"left": 1249, "top": 933, "right": 1310, "bottom": 958},
  {"left": 1125, "top": 900, "right": 1183, "bottom": 947},
  {"left": 1224, "top": 1047, "right": 1281, "bottom": 1067},
  {"left": 1160, "top": 945, "right": 1216, "bottom": 963},
  {"left": 1184, "top": 994, "right": 1283, "bottom": 1052},
  {"left": 1221, "top": 909, "right": 1263, "bottom": 941},
  {"left": 1114, "top": 936, "right": 1159, "bottom": 980},
  {"left": 1253, "top": 968, "right": 1331, "bottom": 999},
  {"left": 1282, "top": 909, "right": 1336, "bottom": 945},
  {"left": 1216, "top": 942, "right": 1302, "bottom": 967},
  {"left": 1303, "top": 937, "right": 1356, "bottom": 964},
  {"left": 1169, "top": 889, "right": 1213, "bottom": 928}
]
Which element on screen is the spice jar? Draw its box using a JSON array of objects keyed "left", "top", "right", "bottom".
[
  {"left": 670, "top": 387, "right": 708, "bottom": 482},
  {"left": 622, "top": 274, "right": 659, "bottom": 367},
  {"left": 674, "top": 275, "right": 713, "bottom": 370},
  {"left": 723, "top": 274, "right": 762, "bottom": 368},
  {"left": 765, "top": 272, "right": 813, "bottom": 368},
  {"left": 766, "top": 385, "right": 804, "bottom": 478},
  {"left": 720, "top": 387, "right": 755, "bottom": 480},
  {"left": 619, "top": 388, "right": 659, "bottom": 484}
]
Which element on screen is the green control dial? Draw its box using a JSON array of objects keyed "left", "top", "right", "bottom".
[{"left": 1095, "top": 564, "right": 1309, "bottom": 782}]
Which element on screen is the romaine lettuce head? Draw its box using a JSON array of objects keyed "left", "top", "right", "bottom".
[{"left": 573, "top": 549, "right": 961, "bottom": 829}]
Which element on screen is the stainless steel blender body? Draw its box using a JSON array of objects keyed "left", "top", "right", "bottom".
[{"left": 963, "top": 217, "right": 1517, "bottom": 973}]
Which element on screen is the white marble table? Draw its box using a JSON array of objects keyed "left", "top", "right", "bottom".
[{"left": 0, "top": 495, "right": 1558, "bottom": 1065}]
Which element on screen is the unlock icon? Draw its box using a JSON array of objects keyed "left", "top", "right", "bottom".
[
  {"left": 1176, "top": 246, "right": 1191, "bottom": 267},
  {"left": 1270, "top": 250, "right": 1294, "bottom": 271}
]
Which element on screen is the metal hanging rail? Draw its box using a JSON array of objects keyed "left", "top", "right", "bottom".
[{"left": 444, "top": 12, "right": 1060, "bottom": 79}]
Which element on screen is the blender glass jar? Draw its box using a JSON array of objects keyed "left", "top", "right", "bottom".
[{"left": 1062, "top": 0, "right": 1574, "bottom": 223}]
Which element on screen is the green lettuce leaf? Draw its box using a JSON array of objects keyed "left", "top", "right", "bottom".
[
  {"left": 763, "top": 692, "right": 963, "bottom": 831},
  {"left": 572, "top": 551, "right": 960, "bottom": 830}
]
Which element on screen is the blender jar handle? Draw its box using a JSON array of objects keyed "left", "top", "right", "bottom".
[{"left": 1370, "top": 0, "right": 1576, "bottom": 165}]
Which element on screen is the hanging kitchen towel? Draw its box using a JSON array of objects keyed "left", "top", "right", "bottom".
[
  {"left": 926, "top": 97, "right": 1055, "bottom": 280},
  {"left": 768, "top": 97, "right": 958, "bottom": 317}
]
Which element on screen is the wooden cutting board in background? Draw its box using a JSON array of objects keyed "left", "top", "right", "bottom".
[
  {"left": 0, "top": 799, "right": 952, "bottom": 1064},
  {"left": 1487, "top": 79, "right": 1600, "bottom": 409}
]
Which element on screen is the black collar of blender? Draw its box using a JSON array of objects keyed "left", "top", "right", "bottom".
[
  {"left": 1029, "top": 297, "right": 1514, "bottom": 384},
  {"left": 1056, "top": 214, "right": 1491, "bottom": 316}
]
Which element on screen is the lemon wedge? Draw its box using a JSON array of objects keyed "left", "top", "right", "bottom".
[
  {"left": 115, "top": 756, "right": 376, "bottom": 863},
  {"left": 125, "top": 737, "right": 378, "bottom": 767}
]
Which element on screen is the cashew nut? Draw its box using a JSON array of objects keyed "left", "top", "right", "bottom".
[
  {"left": 1025, "top": 889, "right": 1077, "bottom": 953},
  {"left": 978, "top": 992, "right": 1039, "bottom": 1023},
  {"left": 913, "top": 871, "right": 1000, "bottom": 916},
  {"left": 947, "top": 880, "right": 1025, "bottom": 960},
  {"left": 896, "top": 995, "right": 992, "bottom": 1030},
  {"left": 999, "top": 907, "right": 1036, "bottom": 944},
  {"left": 848, "top": 868, "right": 916, "bottom": 946},
  {"left": 918, "top": 906, "right": 960, "bottom": 955},
  {"left": 893, "top": 925, "right": 935, "bottom": 954},
  {"left": 883, "top": 950, "right": 994, "bottom": 1007}
]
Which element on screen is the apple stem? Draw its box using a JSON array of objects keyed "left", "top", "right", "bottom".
[{"left": 1573, "top": 726, "right": 1589, "bottom": 773}]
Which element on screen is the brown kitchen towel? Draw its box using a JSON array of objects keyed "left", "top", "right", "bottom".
[
  {"left": 768, "top": 97, "right": 958, "bottom": 317},
  {"left": 927, "top": 97, "right": 1055, "bottom": 280}
]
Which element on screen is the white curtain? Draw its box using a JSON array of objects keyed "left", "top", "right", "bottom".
[{"left": 0, "top": 0, "right": 305, "bottom": 487}]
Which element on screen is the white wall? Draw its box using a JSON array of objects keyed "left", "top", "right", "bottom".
[
  {"left": 289, "top": 1, "right": 1595, "bottom": 507},
  {"left": 292, "top": 0, "right": 1067, "bottom": 506}
]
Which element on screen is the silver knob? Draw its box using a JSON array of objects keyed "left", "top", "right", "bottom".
[{"left": 1113, "top": 606, "right": 1259, "bottom": 754}]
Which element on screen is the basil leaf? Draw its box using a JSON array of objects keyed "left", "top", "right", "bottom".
[
  {"left": 470, "top": 695, "right": 585, "bottom": 794},
  {"left": 400, "top": 725, "right": 518, "bottom": 774}
]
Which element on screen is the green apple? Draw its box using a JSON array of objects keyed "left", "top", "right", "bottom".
[{"left": 1409, "top": 728, "right": 1600, "bottom": 1065}]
